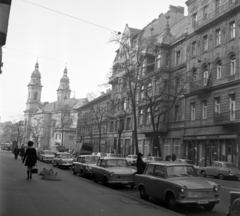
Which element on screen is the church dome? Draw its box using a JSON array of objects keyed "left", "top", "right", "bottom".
[
  {"left": 31, "top": 62, "right": 41, "bottom": 78},
  {"left": 60, "top": 67, "right": 69, "bottom": 84}
]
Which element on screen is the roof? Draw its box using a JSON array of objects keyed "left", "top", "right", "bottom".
[{"left": 148, "top": 161, "right": 195, "bottom": 166}]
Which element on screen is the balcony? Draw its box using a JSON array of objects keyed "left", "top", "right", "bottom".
[
  {"left": 138, "top": 122, "right": 168, "bottom": 134},
  {"left": 195, "top": 1, "right": 240, "bottom": 31},
  {"left": 214, "top": 110, "right": 240, "bottom": 125},
  {"left": 189, "top": 77, "right": 212, "bottom": 93}
]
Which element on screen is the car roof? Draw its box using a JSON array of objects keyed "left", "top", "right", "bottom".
[
  {"left": 100, "top": 157, "right": 126, "bottom": 160},
  {"left": 148, "top": 161, "right": 194, "bottom": 166},
  {"left": 78, "top": 155, "right": 99, "bottom": 157},
  {"left": 56, "top": 152, "right": 71, "bottom": 155}
]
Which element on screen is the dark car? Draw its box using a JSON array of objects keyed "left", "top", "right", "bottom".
[{"left": 227, "top": 192, "right": 240, "bottom": 216}]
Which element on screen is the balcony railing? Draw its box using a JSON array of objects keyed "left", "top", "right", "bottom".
[
  {"left": 214, "top": 110, "right": 240, "bottom": 125},
  {"left": 195, "top": 1, "right": 240, "bottom": 30},
  {"left": 138, "top": 122, "right": 168, "bottom": 134}
]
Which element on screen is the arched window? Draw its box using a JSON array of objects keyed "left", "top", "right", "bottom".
[
  {"left": 230, "top": 54, "right": 236, "bottom": 75},
  {"left": 34, "top": 92, "right": 38, "bottom": 100},
  {"left": 216, "top": 60, "right": 222, "bottom": 79}
]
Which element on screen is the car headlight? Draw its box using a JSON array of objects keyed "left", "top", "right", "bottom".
[
  {"left": 213, "top": 185, "right": 221, "bottom": 192},
  {"left": 180, "top": 186, "right": 187, "bottom": 193},
  {"left": 109, "top": 172, "right": 115, "bottom": 177}
]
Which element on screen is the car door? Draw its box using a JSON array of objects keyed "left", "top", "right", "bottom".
[
  {"left": 143, "top": 164, "right": 155, "bottom": 196},
  {"left": 151, "top": 165, "right": 165, "bottom": 200},
  {"left": 94, "top": 159, "right": 102, "bottom": 180},
  {"left": 205, "top": 162, "right": 216, "bottom": 176},
  {"left": 75, "top": 157, "right": 82, "bottom": 173}
]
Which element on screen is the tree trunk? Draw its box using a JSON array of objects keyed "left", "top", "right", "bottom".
[{"left": 61, "top": 130, "right": 64, "bottom": 146}]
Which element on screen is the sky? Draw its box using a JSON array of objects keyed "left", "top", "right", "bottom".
[{"left": 0, "top": 0, "right": 187, "bottom": 122}]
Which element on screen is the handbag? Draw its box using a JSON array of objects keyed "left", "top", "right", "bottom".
[{"left": 32, "top": 164, "right": 38, "bottom": 174}]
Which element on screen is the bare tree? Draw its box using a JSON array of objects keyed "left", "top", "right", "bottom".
[
  {"left": 54, "top": 103, "right": 77, "bottom": 147},
  {"left": 109, "top": 31, "right": 158, "bottom": 154}
]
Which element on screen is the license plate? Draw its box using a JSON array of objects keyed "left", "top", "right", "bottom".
[{"left": 197, "top": 200, "right": 209, "bottom": 204}]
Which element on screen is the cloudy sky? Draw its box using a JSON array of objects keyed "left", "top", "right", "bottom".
[{"left": 0, "top": 0, "right": 187, "bottom": 122}]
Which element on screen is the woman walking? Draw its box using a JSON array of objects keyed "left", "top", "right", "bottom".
[{"left": 22, "top": 141, "right": 37, "bottom": 180}]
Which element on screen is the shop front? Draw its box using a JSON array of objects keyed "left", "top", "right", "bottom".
[{"left": 183, "top": 134, "right": 240, "bottom": 168}]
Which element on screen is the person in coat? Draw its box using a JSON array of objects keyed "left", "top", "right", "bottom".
[
  {"left": 22, "top": 141, "right": 37, "bottom": 180},
  {"left": 13, "top": 146, "right": 19, "bottom": 159},
  {"left": 172, "top": 153, "right": 176, "bottom": 161},
  {"left": 136, "top": 153, "right": 146, "bottom": 174}
]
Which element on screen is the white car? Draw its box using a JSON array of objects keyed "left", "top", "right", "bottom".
[
  {"left": 39, "top": 150, "right": 55, "bottom": 163},
  {"left": 125, "top": 155, "right": 138, "bottom": 166}
]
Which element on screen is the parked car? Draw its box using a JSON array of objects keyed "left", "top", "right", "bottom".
[
  {"left": 175, "top": 159, "right": 200, "bottom": 174},
  {"left": 135, "top": 161, "right": 221, "bottom": 212},
  {"left": 143, "top": 156, "right": 163, "bottom": 164},
  {"left": 125, "top": 154, "right": 137, "bottom": 166},
  {"left": 199, "top": 161, "right": 240, "bottom": 180},
  {"left": 227, "top": 191, "right": 240, "bottom": 216},
  {"left": 52, "top": 152, "right": 73, "bottom": 168},
  {"left": 39, "top": 150, "right": 55, "bottom": 163},
  {"left": 92, "top": 157, "right": 136, "bottom": 188},
  {"left": 72, "top": 155, "right": 100, "bottom": 177}
]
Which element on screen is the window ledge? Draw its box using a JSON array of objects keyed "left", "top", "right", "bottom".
[
  {"left": 215, "top": 45, "right": 221, "bottom": 49},
  {"left": 229, "top": 37, "right": 235, "bottom": 42},
  {"left": 228, "top": 74, "right": 235, "bottom": 81}
]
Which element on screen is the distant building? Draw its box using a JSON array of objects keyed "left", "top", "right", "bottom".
[{"left": 23, "top": 62, "right": 88, "bottom": 150}]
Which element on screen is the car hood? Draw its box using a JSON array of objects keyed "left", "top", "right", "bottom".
[
  {"left": 106, "top": 167, "right": 135, "bottom": 174},
  {"left": 170, "top": 177, "right": 215, "bottom": 189},
  {"left": 228, "top": 168, "right": 240, "bottom": 174}
]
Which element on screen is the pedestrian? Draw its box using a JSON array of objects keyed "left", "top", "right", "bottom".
[
  {"left": 136, "top": 153, "right": 146, "bottom": 174},
  {"left": 19, "top": 145, "right": 25, "bottom": 160},
  {"left": 13, "top": 146, "right": 19, "bottom": 159},
  {"left": 22, "top": 141, "right": 37, "bottom": 180},
  {"left": 172, "top": 153, "right": 176, "bottom": 161}
]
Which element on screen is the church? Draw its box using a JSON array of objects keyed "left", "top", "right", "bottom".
[{"left": 23, "top": 62, "right": 88, "bottom": 150}]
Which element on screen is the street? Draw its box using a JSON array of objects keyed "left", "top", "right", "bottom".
[
  {"left": 1, "top": 150, "right": 240, "bottom": 216},
  {"left": 0, "top": 150, "right": 181, "bottom": 216}
]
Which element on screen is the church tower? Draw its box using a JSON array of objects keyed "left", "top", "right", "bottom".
[
  {"left": 57, "top": 67, "right": 71, "bottom": 101},
  {"left": 24, "top": 62, "right": 42, "bottom": 140}
]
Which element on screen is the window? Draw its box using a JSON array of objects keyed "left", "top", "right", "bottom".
[
  {"left": 147, "top": 82, "right": 152, "bottom": 97},
  {"left": 126, "top": 118, "right": 131, "bottom": 130},
  {"left": 216, "top": 29, "right": 221, "bottom": 46},
  {"left": 192, "top": 13, "right": 197, "bottom": 28},
  {"left": 215, "top": 98, "right": 220, "bottom": 115},
  {"left": 34, "top": 92, "right": 38, "bottom": 100},
  {"left": 203, "top": 6, "right": 208, "bottom": 20},
  {"left": 193, "top": 68, "right": 197, "bottom": 82},
  {"left": 154, "top": 165, "right": 165, "bottom": 178},
  {"left": 176, "top": 50, "right": 181, "bottom": 65},
  {"left": 230, "top": 55, "right": 236, "bottom": 75},
  {"left": 145, "top": 164, "right": 154, "bottom": 175},
  {"left": 141, "top": 63, "right": 146, "bottom": 76},
  {"left": 192, "top": 41, "right": 196, "bottom": 56},
  {"left": 69, "top": 136, "right": 74, "bottom": 141},
  {"left": 140, "top": 85, "right": 145, "bottom": 100},
  {"left": 191, "top": 103, "right": 195, "bottom": 120},
  {"left": 146, "top": 108, "right": 151, "bottom": 125},
  {"left": 110, "top": 121, "right": 114, "bottom": 132},
  {"left": 203, "top": 68, "right": 209, "bottom": 86},
  {"left": 139, "top": 109, "right": 144, "bottom": 126},
  {"left": 156, "top": 54, "right": 161, "bottom": 68},
  {"left": 229, "top": 94, "right": 236, "bottom": 121},
  {"left": 216, "top": 60, "right": 222, "bottom": 79},
  {"left": 55, "top": 134, "right": 58, "bottom": 139},
  {"left": 216, "top": 0, "right": 221, "bottom": 14},
  {"left": 203, "top": 35, "right": 208, "bottom": 51},
  {"left": 202, "top": 100, "right": 207, "bottom": 119},
  {"left": 230, "top": 21, "right": 235, "bottom": 39},
  {"left": 175, "top": 106, "right": 180, "bottom": 122}
]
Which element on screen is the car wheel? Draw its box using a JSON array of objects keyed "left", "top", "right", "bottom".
[
  {"left": 201, "top": 170, "right": 206, "bottom": 177},
  {"left": 166, "top": 193, "right": 178, "bottom": 211},
  {"left": 139, "top": 186, "right": 149, "bottom": 200},
  {"left": 93, "top": 174, "right": 98, "bottom": 183},
  {"left": 103, "top": 176, "right": 108, "bottom": 185},
  {"left": 218, "top": 173, "right": 225, "bottom": 180},
  {"left": 72, "top": 166, "right": 77, "bottom": 175},
  {"left": 203, "top": 204, "right": 215, "bottom": 211}
]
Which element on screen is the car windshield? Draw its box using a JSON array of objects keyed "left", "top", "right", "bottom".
[
  {"left": 224, "top": 163, "right": 236, "bottom": 168},
  {"left": 59, "top": 154, "right": 72, "bottom": 158},
  {"left": 131, "top": 156, "right": 137, "bottom": 159},
  {"left": 106, "top": 159, "right": 128, "bottom": 167},
  {"left": 166, "top": 165, "right": 197, "bottom": 178},
  {"left": 84, "top": 156, "right": 99, "bottom": 163},
  {"left": 153, "top": 157, "right": 163, "bottom": 161}
]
